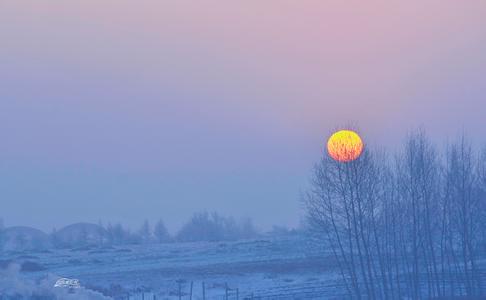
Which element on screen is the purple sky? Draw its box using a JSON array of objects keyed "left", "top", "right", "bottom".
[{"left": 1, "top": 1, "right": 486, "bottom": 232}]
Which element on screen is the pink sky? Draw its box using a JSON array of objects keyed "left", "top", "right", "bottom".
[{"left": 1, "top": 1, "right": 486, "bottom": 231}]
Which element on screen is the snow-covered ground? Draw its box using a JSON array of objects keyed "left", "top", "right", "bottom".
[{"left": 0, "top": 235, "right": 346, "bottom": 299}]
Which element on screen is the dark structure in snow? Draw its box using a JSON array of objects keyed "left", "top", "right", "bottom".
[
  {"left": 1, "top": 226, "right": 49, "bottom": 251},
  {"left": 54, "top": 222, "right": 107, "bottom": 248}
]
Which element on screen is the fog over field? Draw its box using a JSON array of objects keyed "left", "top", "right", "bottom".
[{"left": 2, "top": 0, "right": 486, "bottom": 233}]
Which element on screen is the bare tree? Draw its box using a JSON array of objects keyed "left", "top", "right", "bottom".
[
  {"left": 304, "top": 147, "right": 386, "bottom": 299},
  {"left": 138, "top": 220, "right": 152, "bottom": 244},
  {"left": 396, "top": 130, "right": 441, "bottom": 298},
  {"left": 0, "top": 218, "right": 4, "bottom": 252},
  {"left": 444, "top": 135, "right": 483, "bottom": 296},
  {"left": 154, "top": 219, "right": 170, "bottom": 243},
  {"left": 304, "top": 129, "right": 485, "bottom": 299}
]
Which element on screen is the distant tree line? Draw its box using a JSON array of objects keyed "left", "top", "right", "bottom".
[
  {"left": 0, "top": 212, "right": 259, "bottom": 251},
  {"left": 177, "top": 212, "right": 258, "bottom": 242},
  {"left": 100, "top": 212, "right": 258, "bottom": 246},
  {"left": 304, "top": 129, "right": 486, "bottom": 299},
  {"left": 88, "top": 212, "right": 259, "bottom": 246}
]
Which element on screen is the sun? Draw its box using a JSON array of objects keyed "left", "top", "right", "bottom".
[{"left": 327, "top": 130, "right": 364, "bottom": 162}]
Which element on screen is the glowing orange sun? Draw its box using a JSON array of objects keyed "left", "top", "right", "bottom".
[{"left": 327, "top": 130, "right": 364, "bottom": 162}]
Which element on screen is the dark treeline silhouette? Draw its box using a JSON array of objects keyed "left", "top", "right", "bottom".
[
  {"left": 0, "top": 212, "right": 259, "bottom": 251},
  {"left": 304, "top": 129, "right": 486, "bottom": 299},
  {"left": 177, "top": 212, "right": 258, "bottom": 242}
]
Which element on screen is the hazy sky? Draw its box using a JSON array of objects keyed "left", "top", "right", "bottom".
[{"left": 1, "top": 1, "right": 486, "bottom": 232}]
